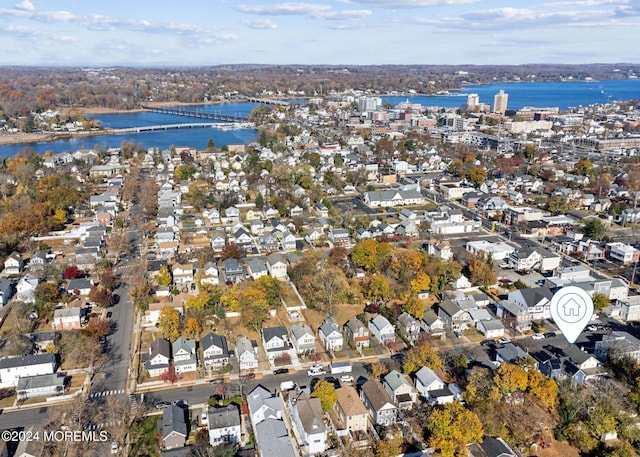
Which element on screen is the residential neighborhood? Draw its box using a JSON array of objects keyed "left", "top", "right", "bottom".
[{"left": 0, "top": 73, "right": 639, "bottom": 457}]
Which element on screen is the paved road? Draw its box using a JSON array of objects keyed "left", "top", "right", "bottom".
[{"left": 0, "top": 405, "right": 54, "bottom": 430}]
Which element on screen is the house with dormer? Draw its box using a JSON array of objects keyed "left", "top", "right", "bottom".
[
  {"left": 289, "top": 323, "right": 316, "bottom": 354},
  {"left": 383, "top": 370, "right": 418, "bottom": 410},
  {"left": 344, "top": 318, "right": 369, "bottom": 349},
  {"left": 263, "top": 326, "right": 290, "bottom": 360},
  {"left": 507, "top": 287, "right": 553, "bottom": 321},
  {"left": 421, "top": 310, "right": 446, "bottom": 339},
  {"left": 397, "top": 312, "right": 422, "bottom": 345},
  {"left": 172, "top": 337, "right": 197, "bottom": 373},
  {"left": 288, "top": 393, "right": 327, "bottom": 454},
  {"left": 210, "top": 231, "right": 226, "bottom": 252},
  {"left": 415, "top": 366, "right": 454, "bottom": 405},
  {"left": 233, "top": 228, "right": 254, "bottom": 251},
  {"left": 438, "top": 298, "right": 472, "bottom": 331},
  {"left": 172, "top": 262, "right": 195, "bottom": 285},
  {"left": 16, "top": 274, "right": 40, "bottom": 303},
  {"left": 142, "top": 338, "right": 171, "bottom": 377},
  {"left": 161, "top": 405, "right": 187, "bottom": 450},
  {"left": 222, "top": 258, "right": 244, "bottom": 284},
  {"left": 246, "top": 257, "right": 269, "bottom": 280},
  {"left": 319, "top": 317, "right": 343, "bottom": 352},
  {"left": 201, "top": 333, "right": 230, "bottom": 369}
]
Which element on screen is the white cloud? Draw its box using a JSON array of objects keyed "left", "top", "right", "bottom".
[
  {"left": 243, "top": 18, "right": 279, "bottom": 29},
  {"left": 235, "top": 2, "right": 371, "bottom": 20},
  {"left": 337, "top": 0, "right": 478, "bottom": 7},
  {"left": 14, "top": 0, "right": 34, "bottom": 11}
]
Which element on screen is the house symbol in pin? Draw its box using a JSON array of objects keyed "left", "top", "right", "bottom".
[{"left": 562, "top": 298, "right": 581, "bottom": 318}]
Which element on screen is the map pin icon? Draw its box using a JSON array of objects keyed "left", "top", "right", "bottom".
[{"left": 549, "top": 285, "right": 594, "bottom": 344}]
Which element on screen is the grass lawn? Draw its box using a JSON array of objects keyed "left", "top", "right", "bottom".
[
  {"left": 0, "top": 395, "right": 15, "bottom": 408},
  {"left": 281, "top": 283, "right": 304, "bottom": 308},
  {"left": 128, "top": 416, "right": 161, "bottom": 457}
]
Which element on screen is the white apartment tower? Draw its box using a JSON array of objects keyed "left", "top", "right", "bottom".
[
  {"left": 493, "top": 90, "right": 508, "bottom": 115},
  {"left": 466, "top": 93, "right": 479, "bottom": 110},
  {"left": 358, "top": 96, "right": 381, "bottom": 113}
]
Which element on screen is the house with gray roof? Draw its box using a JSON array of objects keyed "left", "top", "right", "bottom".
[
  {"left": 289, "top": 323, "right": 316, "bottom": 354},
  {"left": 383, "top": 370, "right": 418, "bottom": 410},
  {"left": 16, "top": 373, "right": 65, "bottom": 400},
  {"left": 468, "top": 436, "right": 517, "bottom": 457},
  {"left": 172, "top": 337, "right": 197, "bottom": 373},
  {"left": 319, "top": 317, "right": 343, "bottom": 352},
  {"left": 397, "top": 312, "right": 422, "bottom": 345},
  {"left": 207, "top": 404, "right": 241, "bottom": 446},
  {"left": 142, "top": 338, "right": 171, "bottom": 377},
  {"left": 343, "top": 317, "right": 369, "bottom": 349},
  {"left": 263, "top": 326, "right": 289, "bottom": 360},
  {"left": 363, "top": 189, "right": 425, "bottom": 208},
  {"left": 160, "top": 405, "right": 187, "bottom": 450},
  {"left": 254, "top": 419, "right": 296, "bottom": 457},
  {"left": 201, "top": 333, "right": 229, "bottom": 369},
  {"left": 495, "top": 343, "right": 531, "bottom": 365},
  {"left": 246, "top": 257, "right": 269, "bottom": 280},
  {"left": 368, "top": 315, "right": 395, "bottom": 345},
  {"left": 0, "top": 279, "right": 14, "bottom": 306},
  {"left": 438, "top": 298, "right": 472, "bottom": 331},
  {"left": 236, "top": 336, "right": 259, "bottom": 371},
  {"left": 507, "top": 287, "right": 554, "bottom": 321},
  {"left": 0, "top": 353, "right": 57, "bottom": 389},
  {"left": 414, "top": 366, "right": 445, "bottom": 398}
]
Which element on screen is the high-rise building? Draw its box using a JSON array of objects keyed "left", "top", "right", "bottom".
[
  {"left": 358, "top": 96, "right": 381, "bottom": 112},
  {"left": 493, "top": 90, "right": 508, "bottom": 115},
  {"left": 466, "top": 93, "right": 479, "bottom": 110}
]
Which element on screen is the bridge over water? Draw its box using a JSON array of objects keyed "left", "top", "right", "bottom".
[
  {"left": 111, "top": 122, "right": 254, "bottom": 134},
  {"left": 141, "top": 104, "right": 250, "bottom": 122}
]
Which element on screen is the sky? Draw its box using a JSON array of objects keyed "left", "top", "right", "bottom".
[{"left": 1, "top": 0, "right": 639, "bottom": 66}]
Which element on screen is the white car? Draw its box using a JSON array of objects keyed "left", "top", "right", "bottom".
[
  {"left": 531, "top": 333, "right": 545, "bottom": 340},
  {"left": 497, "top": 337, "right": 511, "bottom": 344},
  {"left": 111, "top": 442, "right": 119, "bottom": 454},
  {"left": 340, "top": 375, "right": 354, "bottom": 383}
]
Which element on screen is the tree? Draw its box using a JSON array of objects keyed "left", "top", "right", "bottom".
[
  {"left": 387, "top": 248, "right": 422, "bottom": 282},
  {"left": 468, "top": 166, "right": 488, "bottom": 187},
  {"left": 351, "top": 239, "right": 390, "bottom": 273},
  {"left": 220, "top": 242, "right": 243, "bottom": 260},
  {"left": 527, "top": 370, "right": 558, "bottom": 410},
  {"left": 370, "top": 361, "right": 389, "bottom": 378},
  {"left": 493, "top": 363, "right": 528, "bottom": 395},
  {"left": 403, "top": 339, "right": 443, "bottom": 374},
  {"left": 374, "top": 436, "right": 402, "bottom": 457},
  {"left": 89, "top": 286, "right": 113, "bottom": 307},
  {"left": 402, "top": 296, "right": 427, "bottom": 320},
  {"left": 83, "top": 318, "right": 111, "bottom": 340},
  {"left": 157, "top": 265, "right": 172, "bottom": 286},
  {"left": 98, "top": 267, "right": 117, "bottom": 291},
  {"left": 593, "top": 292, "right": 609, "bottom": 311},
  {"left": 410, "top": 271, "right": 431, "bottom": 295},
  {"left": 448, "top": 158, "right": 464, "bottom": 177},
  {"left": 254, "top": 192, "right": 264, "bottom": 209},
  {"left": 582, "top": 218, "right": 608, "bottom": 241},
  {"left": 573, "top": 159, "right": 594, "bottom": 176},
  {"left": 158, "top": 306, "right": 181, "bottom": 342},
  {"left": 159, "top": 364, "right": 180, "bottom": 384},
  {"left": 207, "top": 138, "right": 215, "bottom": 151},
  {"left": 185, "top": 317, "right": 202, "bottom": 339},
  {"left": 427, "top": 402, "right": 484, "bottom": 457},
  {"left": 311, "top": 380, "right": 338, "bottom": 412},
  {"left": 63, "top": 265, "right": 84, "bottom": 280},
  {"left": 468, "top": 257, "right": 497, "bottom": 288},
  {"left": 363, "top": 274, "right": 390, "bottom": 302}
]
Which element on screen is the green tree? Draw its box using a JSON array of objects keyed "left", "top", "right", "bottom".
[
  {"left": 207, "top": 138, "right": 215, "bottom": 150},
  {"left": 593, "top": 292, "right": 609, "bottom": 311},
  {"left": 468, "top": 166, "right": 488, "bottom": 187},
  {"left": 311, "top": 380, "right": 338, "bottom": 412},
  {"left": 254, "top": 192, "right": 264, "bottom": 209},
  {"left": 428, "top": 402, "right": 484, "bottom": 457},
  {"left": 582, "top": 218, "right": 607, "bottom": 241},
  {"left": 158, "top": 306, "right": 181, "bottom": 342}
]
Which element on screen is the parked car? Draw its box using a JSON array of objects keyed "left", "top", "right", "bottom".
[
  {"left": 497, "top": 337, "right": 511, "bottom": 344},
  {"left": 543, "top": 332, "right": 557, "bottom": 338},
  {"left": 209, "top": 378, "right": 224, "bottom": 384},
  {"left": 273, "top": 368, "right": 289, "bottom": 375},
  {"left": 106, "top": 312, "right": 113, "bottom": 319},
  {"left": 531, "top": 333, "right": 545, "bottom": 340},
  {"left": 111, "top": 442, "right": 119, "bottom": 454},
  {"left": 340, "top": 375, "right": 354, "bottom": 383},
  {"left": 587, "top": 325, "right": 598, "bottom": 332},
  {"left": 155, "top": 401, "right": 171, "bottom": 409}
]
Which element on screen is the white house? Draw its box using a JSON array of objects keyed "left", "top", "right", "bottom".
[
  {"left": 289, "top": 323, "right": 316, "bottom": 354},
  {"left": 266, "top": 253, "right": 288, "bottom": 280},
  {"left": 172, "top": 337, "right": 197, "bottom": 373},
  {"left": 16, "top": 274, "right": 40, "bottom": 303},
  {"left": 262, "top": 326, "right": 289, "bottom": 360},
  {"left": 236, "top": 336, "right": 259, "bottom": 371},
  {"left": 201, "top": 333, "right": 230, "bottom": 369},
  {"left": 208, "top": 404, "right": 242, "bottom": 446},
  {"left": 172, "top": 262, "right": 195, "bottom": 285},
  {"left": 368, "top": 315, "right": 395, "bottom": 345},
  {"left": 415, "top": 366, "right": 455, "bottom": 406},
  {"left": 52, "top": 308, "right": 82, "bottom": 331},
  {"left": 143, "top": 338, "right": 171, "bottom": 377},
  {"left": 4, "top": 252, "right": 24, "bottom": 275},
  {"left": 318, "top": 317, "right": 343, "bottom": 352},
  {"left": 0, "top": 354, "right": 57, "bottom": 389},
  {"left": 288, "top": 393, "right": 327, "bottom": 454}
]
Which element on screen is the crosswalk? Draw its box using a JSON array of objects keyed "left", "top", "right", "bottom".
[{"left": 89, "top": 389, "right": 126, "bottom": 398}]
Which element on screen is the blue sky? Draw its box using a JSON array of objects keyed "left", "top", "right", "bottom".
[{"left": 1, "top": 0, "right": 639, "bottom": 66}]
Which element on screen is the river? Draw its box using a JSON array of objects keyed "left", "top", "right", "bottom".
[{"left": 1, "top": 80, "right": 639, "bottom": 157}]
